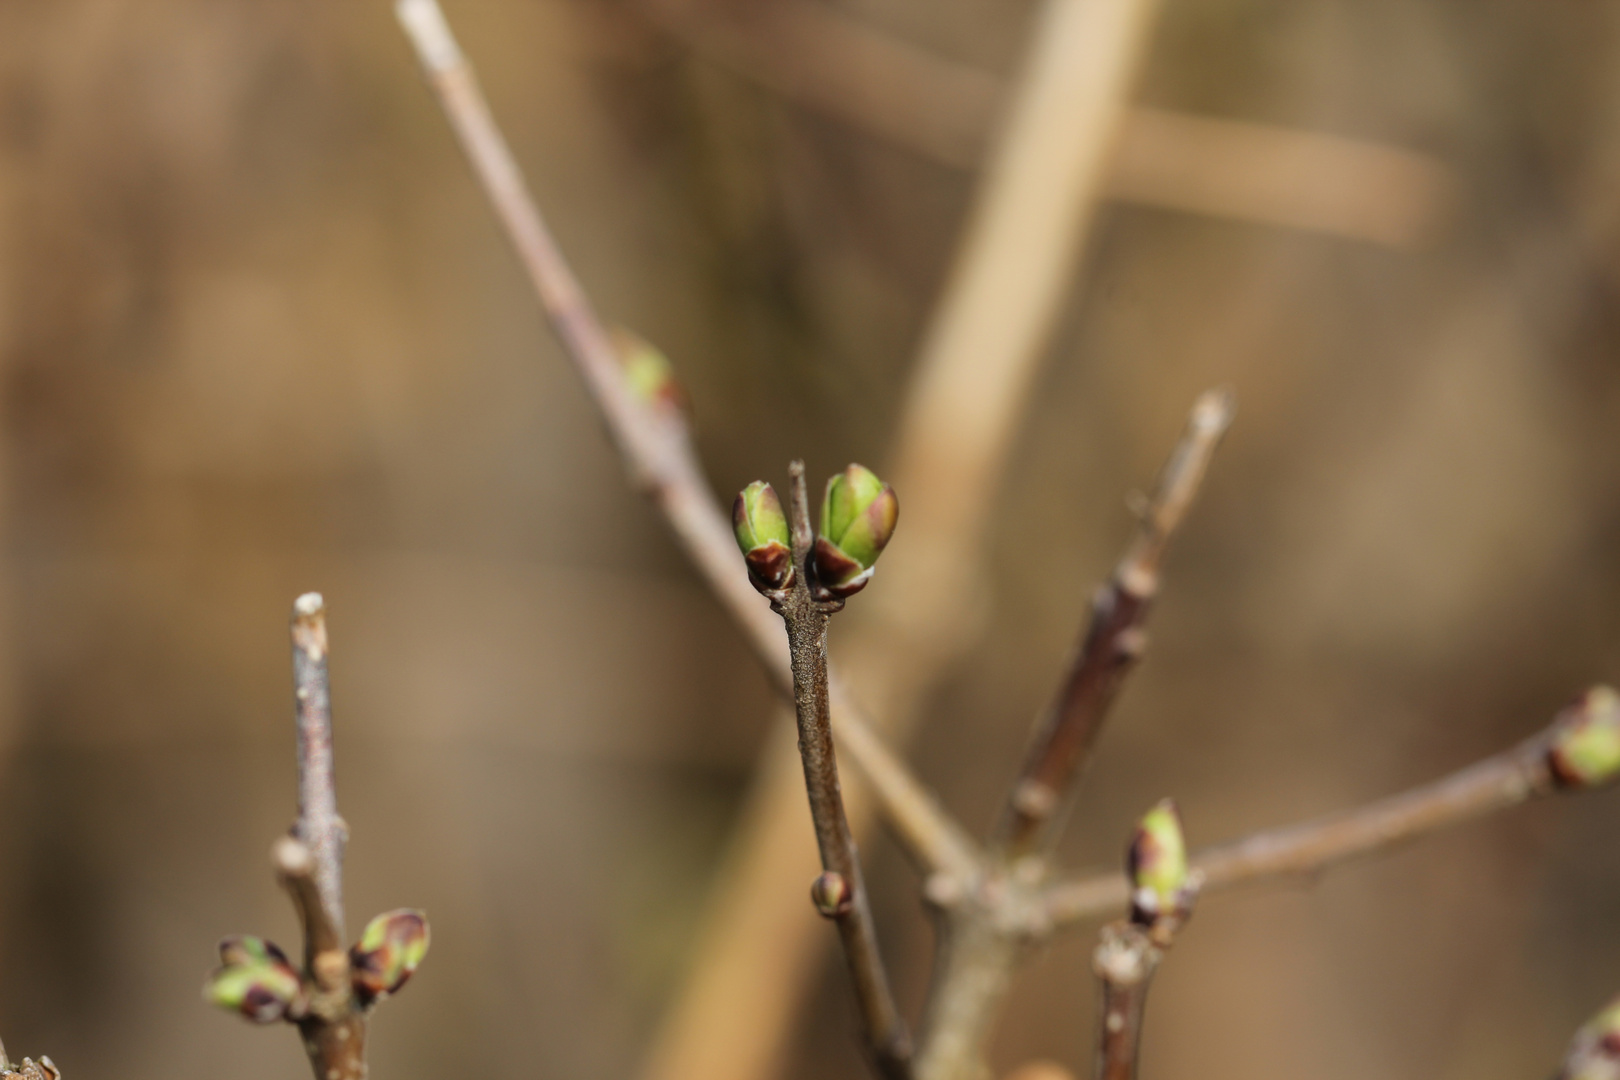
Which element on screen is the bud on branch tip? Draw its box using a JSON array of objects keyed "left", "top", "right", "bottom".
[
  {"left": 734, "top": 481, "right": 794, "bottom": 592},
  {"left": 814, "top": 464, "right": 898, "bottom": 598},
  {"left": 1127, "top": 799, "right": 1195, "bottom": 944},
  {"left": 1550, "top": 686, "right": 1620, "bottom": 790}
]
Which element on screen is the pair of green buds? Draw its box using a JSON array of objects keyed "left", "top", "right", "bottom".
[
  {"left": 733, "top": 464, "right": 900, "bottom": 598},
  {"left": 205, "top": 909, "right": 430, "bottom": 1023}
]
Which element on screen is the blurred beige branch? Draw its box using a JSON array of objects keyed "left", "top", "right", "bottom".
[{"left": 638, "top": 0, "right": 1455, "bottom": 248}]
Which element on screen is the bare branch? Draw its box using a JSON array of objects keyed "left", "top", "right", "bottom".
[
  {"left": 394, "top": 0, "right": 967, "bottom": 878},
  {"left": 995, "top": 391, "right": 1233, "bottom": 857},
  {"left": 1090, "top": 924, "right": 1160, "bottom": 1080},
  {"left": 291, "top": 592, "right": 345, "bottom": 942},
  {"left": 774, "top": 462, "right": 912, "bottom": 1080},
  {"left": 1044, "top": 725, "right": 1562, "bottom": 930},
  {"left": 283, "top": 594, "right": 368, "bottom": 1080}
]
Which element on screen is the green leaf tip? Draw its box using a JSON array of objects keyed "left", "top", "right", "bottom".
[
  {"left": 1550, "top": 686, "right": 1620, "bottom": 790},
  {"left": 733, "top": 481, "right": 794, "bottom": 591},
  {"left": 814, "top": 464, "right": 898, "bottom": 597},
  {"left": 204, "top": 935, "right": 305, "bottom": 1024},
  {"left": 351, "top": 908, "right": 431, "bottom": 1006}
]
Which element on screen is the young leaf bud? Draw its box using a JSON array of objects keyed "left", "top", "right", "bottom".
[
  {"left": 814, "top": 464, "right": 898, "bottom": 597},
  {"left": 204, "top": 936, "right": 306, "bottom": 1024},
  {"left": 1558, "top": 994, "right": 1620, "bottom": 1080},
  {"left": 350, "top": 909, "right": 431, "bottom": 1006},
  {"left": 1127, "top": 799, "right": 1194, "bottom": 941},
  {"left": 810, "top": 871, "right": 853, "bottom": 918},
  {"left": 1550, "top": 686, "right": 1620, "bottom": 790},
  {"left": 612, "top": 328, "right": 685, "bottom": 413},
  {"left": 733, "top": 481, "right": 794, "bottom": 591}
]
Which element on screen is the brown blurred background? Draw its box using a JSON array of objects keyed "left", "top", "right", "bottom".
[{"left": 1, "top": 1, "right": 1619, "bottom": 1079}]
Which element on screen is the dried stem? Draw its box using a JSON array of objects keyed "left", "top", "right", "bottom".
[
  {"left": 1090, "top": 924, "right": 1160, "bottom": 1080},
  {"left": 1043, "top": 726, "right": 1560, "bottom": 929},
  {"left": 641, "top": 0, "right": 1453, "bottom": 247},
  {"left": 773, "top": 462, "right": 913, "bottom": 1080},
  {"left": 283, "top": 594, "right": 366, "bottom": 1080},
  {"left": 995, "top": 391, "right": 1233, "bottom": 857}
]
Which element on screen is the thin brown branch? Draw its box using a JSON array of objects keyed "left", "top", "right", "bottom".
[
  {"left": 1043, "top": 725, "right": 1562, "bottom": 930},
  {"left": 773, "top": 462, "right": 912, "bottom": 1080},
  {"left": 1090, "top": 924, "right": 1160, "bottom": 1080},
  {"left": 284, "top": 594, "right": 366, "bottom": 1080},
  {"left": 393, "top": 0, "right": 964, "bottom": 881},
  {"left": 995, "top": 390, "right": 1233, "bottom": 857}
]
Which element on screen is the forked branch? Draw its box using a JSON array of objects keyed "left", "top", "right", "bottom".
[
  {"left": 205, "top": 595, "right": 431, "bottom": 1080},
  {"left": 1043, "top": 688, "right": 1620, "bottom": 930}
]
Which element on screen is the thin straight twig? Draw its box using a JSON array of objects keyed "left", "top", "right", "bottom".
[
  {"left": 292, "top": 592, "right": 345, "bottom": 942},
  {"left": 281, "top": 594, "right": 367, "bottom": 1080},
  {"left": 1042, "top": 728, "right": 1560, "bottom": 929},
  {"left": 1090, "top": 924, "right": 1160, "bottom": 1080},
  {"left": 394, "top": 0, "right": 965, "bottom": 877},
  {"left": 774, "top": 462, "right": 913, "bottom": 1080},
  {"left": 995, "top": 390, "right": 1233, "bottom": 857}
]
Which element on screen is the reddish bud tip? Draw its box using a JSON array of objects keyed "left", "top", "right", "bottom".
[{"left": 810, "top": 871, "right": 854, "bottom": 918}]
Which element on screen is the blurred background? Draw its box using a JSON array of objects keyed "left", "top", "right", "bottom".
[{"left": 0, "top": 1, "right": 1619, "bottom": 1079}]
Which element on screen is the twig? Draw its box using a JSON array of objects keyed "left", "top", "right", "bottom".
[
  {"left": 771, "top": 462, "right": 913, "bottom": 1080},
  {"left": 284, "top": 594, "right": 367, "bottom": 1080},
  {"left": 1089, "top": 924, "right": 1159, "bottom": 1080},
  {"left": 1042, "top": 726, "right": 1562, "bottom": 929},
  {"left": 292, "top": 592, "right": 346, "bottom": 942},
  {"left": 995, "top": 390, "right": 1233, "bottom": 857}
]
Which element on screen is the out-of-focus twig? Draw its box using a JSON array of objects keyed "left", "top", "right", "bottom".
[
  {"left": 994, "top": 390, "right": 1233, "bottom": 858},
  {"left": 639, "top": 0, "right": 1454, "bottom": 248},
  {"left": 1042, "top": 719, "right": 1573, "bottom": 929},
  {"left": 1090, "top": 924, "right": 1160, "bottom": 1080}
]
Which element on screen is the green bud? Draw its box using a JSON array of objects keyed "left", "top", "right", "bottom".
[
  {"left": 733, "top": 481, "right": 794, "bottom": 591},
  {"left": 1550, "top": 687, "right": 1620, "bottom": 790},
  {"left": 814, "top": 464, "right": 898, "bottom": 597},
  {"left": 204, "top": 936, "right": 306, "bottom": 1024},
  {"left": 809, "top": 871, "right": 853, "bottom": 918},
  {"left": 613, "top": 329, "right": 684, "bottom": 412},
  {"left": 1559, "top": 994, "right": 1620, "bottom": 1080},
  {"left": 1127, "top": 799, "right": 1192, "bottom": 937},
  {"left": 350, "top": 909, "right": 431, "bottom": 1006}
]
